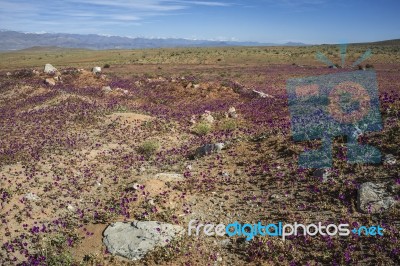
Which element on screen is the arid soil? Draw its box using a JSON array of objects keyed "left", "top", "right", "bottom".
[{"left": 0, "top": 46, "right": 399, "bottom": 265}]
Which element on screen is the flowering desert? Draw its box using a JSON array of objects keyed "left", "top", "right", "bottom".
[{"left": 0, "top": 44, "right": 399, "bottom": 265}]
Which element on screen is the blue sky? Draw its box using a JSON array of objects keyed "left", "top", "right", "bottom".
[{"left": 0, "top": 0, "right": 399, "bottom": 43}]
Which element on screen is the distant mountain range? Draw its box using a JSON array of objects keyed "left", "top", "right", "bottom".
[{"left": 0, "top": 30, "right": 307, "bottom": 51}]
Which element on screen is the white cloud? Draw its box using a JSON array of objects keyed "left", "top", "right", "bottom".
[
  {"left": 175, "top": 1, "right": 232, "bottom": 7},
  {"left": 0, "top": 0, "right": 234, "bottom": 25},
  {"left": 69, "top": 0, "right": 186, "bottom": 11},
  {"left": 0, "top": 0, "right": 235, "bottom": 36},
  {"left": 108, "top": 15, "right": 141, "bottom": 21},
  {"left": 275, "top": 0, "right": 326, "bottom": 6}
]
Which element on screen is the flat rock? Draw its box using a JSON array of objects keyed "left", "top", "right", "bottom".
[
  {"left": 357, "top": 182, "right": 396, "bottom": 213},
  {"left": 154, "top": 173, "right": 184, "bottom": 180},
  {"left": 103, "top": 221, "right": 184, "bottom": 261}
]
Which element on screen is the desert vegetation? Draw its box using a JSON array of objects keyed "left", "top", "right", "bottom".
[{"left": 0, "top": 44, "right": 399, "bottom": 265}]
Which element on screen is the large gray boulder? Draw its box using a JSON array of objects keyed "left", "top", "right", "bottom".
[
  {"left": 103, "top": 221, "right": 184, "bottom": 261},
  {"left": 44, "top": 64, "right": 57, "bottom": 74},
  {"left": 357, "top": 182, "right": 396, "bottom": 213}
]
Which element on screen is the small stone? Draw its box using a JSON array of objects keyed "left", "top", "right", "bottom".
[
  {"left": 67, "top": 204, "right": 76, "bottom": 212},
  {"left": 384, "top": 154, "right": 396, "bottom": 165},
  {"left": 186, "top": 82, "right": 193, "bottom": 89},
  {"left": 186, "top": 165, "right": 193, "bottom": 171},
  {"left": 234, "top": 169, "right": 242, "bottom": 176},
  {"left": 214, "top": 143, "right": 225, "bottom": 152},
  {"left": 270, "top": 194, "right": 281, "bottom": 200},
  {"left": 45, "top": 78, "right": 56, "bottom": 86},
  {"left": 131, "top": 183, "right": 141, "bottom": 190},
  {"left": 221, "top": 171, "right": 230, "bottom": 178},
  {"left": 102, "top": 86, "right": 112, "bottom": 93},
  {"left": 44, "top": 63, "right": 57, "bottom": 74},
  {"left": 201, "top": 111, "right": 215, "bottom": 124},
  {"left": 227, "top": 107, "right": 238, "bottom": 118},
  {"left": 24, "top": 192, "right": 40, "bottom": 201},
  {"left": 190, "top": 115, "right": 196, "bottom": 124},
  {"left": 6, "top": 72, "right": 12, "bottom": 77},
  {"left": 92, "top": 66, "right": 101, "bottom": 74},
  {"left": 252, "top": 89, "right": 274, "bottom": 99},
  {"left": 229, "top": 113, "right": 238, "bottom": 119},
  {"left": 193, "top": 84, "right": 201, "bottom": 89}
]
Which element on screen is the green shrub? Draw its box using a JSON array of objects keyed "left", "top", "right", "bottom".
[
  {"left": 103, "top": 63, "right": 110, "bottom": 68},
  {"left": 138, "top": 140, "right": 160, "bottom": 157},
  {"left": 192, "top": 122, "right": 212, "bottom": 136},
  {"left": 46, "top": 252, "right": 74, "bottom": 266},
  {"left": 220, "top": 119, "right": 237, "bottom": 131}
]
